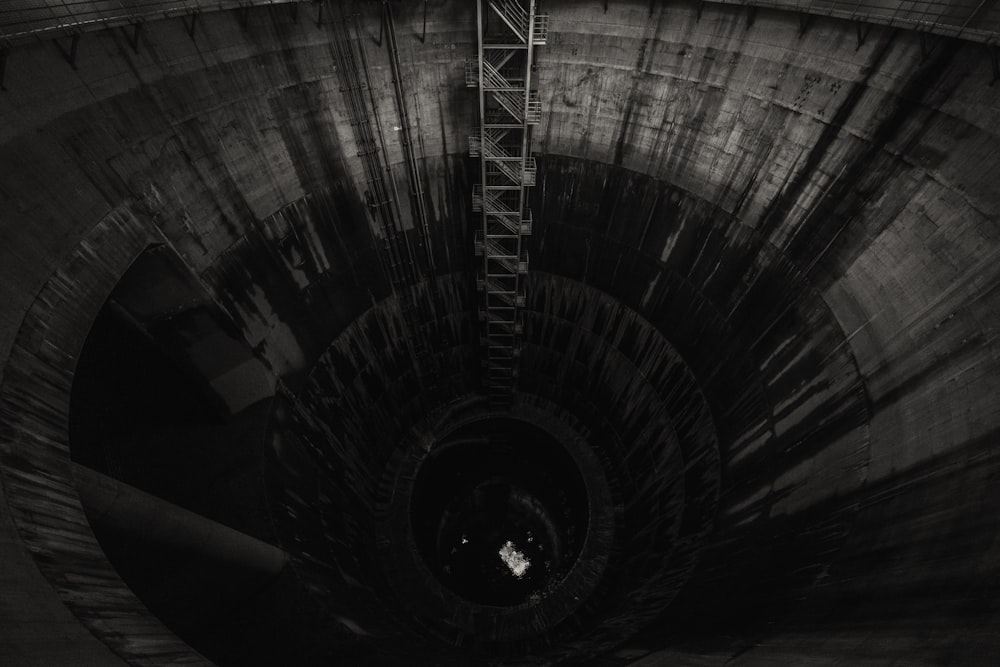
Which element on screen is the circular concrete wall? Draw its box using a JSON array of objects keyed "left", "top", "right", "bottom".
[{"left": 1, "top": 1, "right": 999, "bottom": 664}]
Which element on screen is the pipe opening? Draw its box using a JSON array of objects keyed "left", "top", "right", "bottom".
[{"left": 411, "top": 416, "right": 589, "bottom": 606}]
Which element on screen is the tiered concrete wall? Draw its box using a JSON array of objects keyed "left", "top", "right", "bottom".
[{"left": 1, "top": 1, "right": 998, "bottom": 664}]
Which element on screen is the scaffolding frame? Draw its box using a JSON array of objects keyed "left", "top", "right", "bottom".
[{"left": 470, "top": 0, "right": 547, "bottom": 406}]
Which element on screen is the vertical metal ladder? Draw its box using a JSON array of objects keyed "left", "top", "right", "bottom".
[{"left": 469, "top": 0, "right": 547, "bottom": 407}]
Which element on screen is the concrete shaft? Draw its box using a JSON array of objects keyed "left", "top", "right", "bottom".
[{"left": 1, "top": 1, "right": 999, "bottom": 665}]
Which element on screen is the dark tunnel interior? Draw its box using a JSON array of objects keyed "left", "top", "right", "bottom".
[{"left": 2, "top": 1, "right": 1000, "bottom": 666}]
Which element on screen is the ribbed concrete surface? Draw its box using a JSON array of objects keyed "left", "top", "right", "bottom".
[{"left": 1, "top": 1, "right": 999, "bottom": 664}]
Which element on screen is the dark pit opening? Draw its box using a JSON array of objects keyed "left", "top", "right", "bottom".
[{"left": 411, "top": 417, "right": 590, "bottom": 606}]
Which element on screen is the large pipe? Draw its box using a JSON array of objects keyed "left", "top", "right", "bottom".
[{"left": 72, "top": 463, "right": 289, "bottom": 576}]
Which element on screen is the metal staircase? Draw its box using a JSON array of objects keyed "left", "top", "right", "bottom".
[{"left": 469, "top": 0, "right": 546, "bottom": 406}]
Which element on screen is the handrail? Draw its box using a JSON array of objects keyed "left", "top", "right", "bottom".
[
  {"left": 0, "top": 1, "right": 300, "bottom": 43},
  {"left": 490, "top": 0, "right": 528, "bottom": 43},
  {"left": 711, "top": 0, "right": 998, "bottom": 45},
  {"left": 2, "top": 1, "right": 996, "bottom": 47},
  {"left": 0, "top": 0, "right": 1000, "bottom": 44},
  {"left": 481, "top": 59, "right": 526, "bottom": 121}
]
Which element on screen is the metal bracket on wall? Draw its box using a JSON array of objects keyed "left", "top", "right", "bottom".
[
  {"left": 798, "top": 11, "right": 811, "bottom": 38},
  {"left": 57, "top": 33, "right": 80, "bottom": 69},
  {"left": 990, "top": 43, "right": 999, "bottom": 85},
  {"left": 746, "top": 4, "right": 757, "bottom": 29},
  {"left": 126, "top": 22, "right": 142, "bottom": 53},
  {"left": 419, "top": 0, "right": 428, "bottom": 43},
  {"left": 919, "top": 31, "right": 937, "bottom": 62},
  {"left": 697, "top": 1, "right": 705, "bottom": 22},
  {"left": 184, "top": 12, "right": 199, "bottom": 39},
  {"left": 855, "top": 19, "right": 871, "bottom": 50}
]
